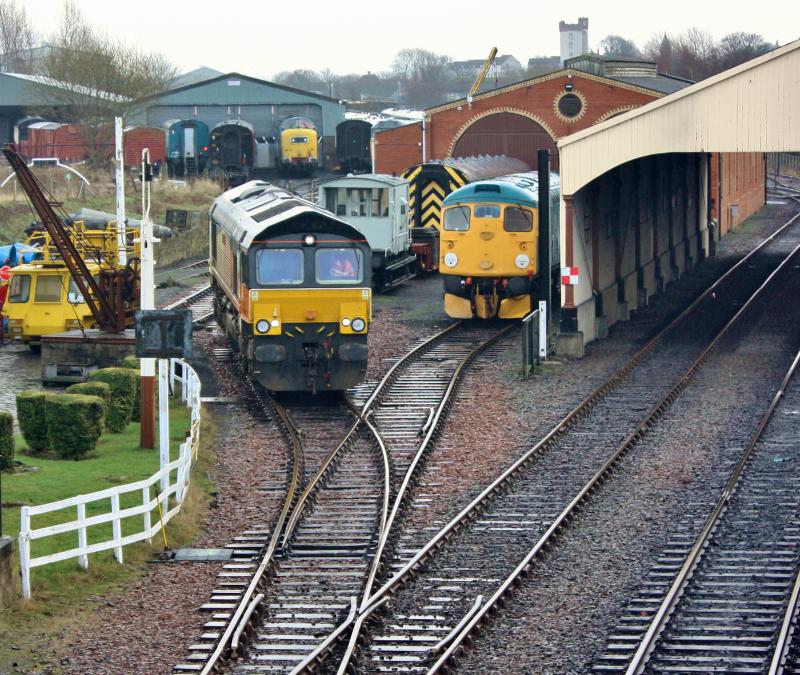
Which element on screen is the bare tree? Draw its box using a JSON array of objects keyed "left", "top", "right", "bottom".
[
  {"left": 643, "top": 34, "right": 673, "bottom": 72},
  {"left": 673, "top": 27, "right": 718, "bottom": 80},
  {"left": 37, "top": 0, "right": 175, "bottom": 163},
  {"left": 0, "top": 0, "right": 36, "bottom": 73},
  {"left": 391, "top": 48, "right": 452, "bottom": 108},
  {"left": 718, "top": 32, "right": 772, "bottom": 70},
  {"left": 599, "top": 35, "right": 641, "bottom": 58},
  {"left": 273, "top": 68, "right": 326, "bottom": 94}
]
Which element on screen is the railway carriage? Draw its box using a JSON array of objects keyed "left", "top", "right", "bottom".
[
  {"left": 165, "top": 119, "right": 210, "bottom": 177},
  {"left": 210, "top": 181, "right": 372, "bottom": 393},
  {"left": 440, "top": 172, "right": 560, "bottom": 319},
  {"left": 211, "top": 120, "right": 255, "bottom": 186},
  {"left": 319, "top": 174, "right": 417, "bottom": 290}
]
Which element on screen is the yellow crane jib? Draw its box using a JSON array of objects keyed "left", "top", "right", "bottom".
[{"left": 468, "top": 47, "right": 498, "bottom": 104}]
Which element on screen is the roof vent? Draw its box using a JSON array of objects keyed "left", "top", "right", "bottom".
[{"left": 474, "top": 184, "right": 501, "bottom": 193}]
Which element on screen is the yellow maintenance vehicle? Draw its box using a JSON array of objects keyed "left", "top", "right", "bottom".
[
  {"left": 3, "top": 220, "right": 140, "bottom": 345},
  {"left": 1, "top": 143, "right": 140, "bottom": 345}
]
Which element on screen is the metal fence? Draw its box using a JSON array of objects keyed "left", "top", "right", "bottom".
[
  {"left": 18, "top": 358, "right": 202, "bottom": 599},
  {"left": 521, "top": 301, "right": 548, "bottom": 379},
  {"left": 768, "top": 152, "right": 800, "bottom": 178}
]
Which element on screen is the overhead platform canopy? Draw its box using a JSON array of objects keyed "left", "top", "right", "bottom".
[{"left": 557, "top": 39, "right": 800, "bottom": 196}]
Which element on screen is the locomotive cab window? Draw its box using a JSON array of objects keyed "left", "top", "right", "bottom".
[
  {"left": 316, "top": 248, "right": 363, "bottom": 284},
  {"left": 256, "top": 248, "right": 304, "bottom": 285},
  {"left": 67, "top": 279, "right": 85, "bottom": 304},
  {"left": 34, "top": 275, "right": 62, "bottom": 302},
  {"left": 8, "top": 274, "right": 30, "bottom": 303},
  {"left": 504, "top": 207, "right": 533, "bottom": 232},
  {"left": 443, "top": 206, "right": 471, "bottom": 231}
]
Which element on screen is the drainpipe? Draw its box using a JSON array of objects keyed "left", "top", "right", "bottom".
[{"left": 421, "top": 115, "right": 427, "bottom": 163}]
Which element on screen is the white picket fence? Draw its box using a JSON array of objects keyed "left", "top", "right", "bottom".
[{"left": 18, "top": 358, "right": 202, "bottom": 599}]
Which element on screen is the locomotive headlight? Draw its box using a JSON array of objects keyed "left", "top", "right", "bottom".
[
  {"left": 351, "top": 318, "right": 366, "bottom": 332},
  {"left": 444, "top": 252, "right": 458, "bottom": 268},
  {"left": 270, "top": 319, "right": 280, "bottom": 328},
  {"left": 515, "top": 254, "right": 531, "bottom": 269},
  {"left": 256, "top": 320, "right": 270, "bottom": 333},
  {"left": 341, "top": 318, "right": 351, "bottom": 327},
  {"left": 304, "top": 234, "right": 316, "bottom": 246}
]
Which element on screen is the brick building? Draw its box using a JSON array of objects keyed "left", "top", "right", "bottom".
[{"left": 374, "top": 54, "right": 764, "bottom": 232}]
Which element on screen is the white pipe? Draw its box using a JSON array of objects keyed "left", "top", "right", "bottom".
[
  {"left": 140, "top": 148, "right": 156, "bottom": 379},
  {"left": 115, "top": 117, "right": 126, "bottom": 266},
  {"left": 421, "top": 115, "right": 427, "bottom": 163}
]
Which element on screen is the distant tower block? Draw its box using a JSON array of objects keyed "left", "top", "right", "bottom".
[{"left": 559, "top": 17, "right": 589, "bottom": 65}]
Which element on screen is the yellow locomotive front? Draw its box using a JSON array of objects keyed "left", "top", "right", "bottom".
[
  {"left": 279, "top": 117, "right": 318, "bottom": 175},
  {"left": 210, "top": 181, "right": 371, "bottom": 393},
  {"left": 440, "top": 173, "right": 559, "bottom": 319}
]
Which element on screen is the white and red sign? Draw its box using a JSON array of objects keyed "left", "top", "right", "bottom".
[
  {"left": 0, "top": 265, "right": 11, "bottom": 281},
  {"left": 561, "top": 266, "right": 580, "bottom": 286}
]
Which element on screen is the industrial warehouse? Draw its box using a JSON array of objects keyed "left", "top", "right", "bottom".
[{"left": 0, "top": 5, "right": 799, "bottom": 674}]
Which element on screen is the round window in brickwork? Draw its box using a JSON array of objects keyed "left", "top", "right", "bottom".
[{"left": 554, "top": 91, "right": 587, "bottom": 122}]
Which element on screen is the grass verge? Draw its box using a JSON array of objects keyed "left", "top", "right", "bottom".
[{"left": 0, "top": 399, "right": 218, "bottom": 673}]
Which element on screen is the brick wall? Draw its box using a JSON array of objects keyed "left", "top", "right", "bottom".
[
  {"left": 711, "top": 152, "right": 766, "bottom": 236},
  {"left": 373, "top": 122, "right": 423, "bottom": 175}
]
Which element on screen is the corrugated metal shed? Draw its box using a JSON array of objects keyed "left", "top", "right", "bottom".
[
  {"left": 558, "top": 40, "right": 800, "bottom": 196},
  {"left": 141, "top": 72, "right": 345, "bottom": 139}
]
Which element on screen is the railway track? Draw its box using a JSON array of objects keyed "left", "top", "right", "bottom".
[
  {"left": 315, "top": 210, "right": 800, "bottom": 674},
  {"left": 587, "top": 347, "right": 800, "bottom": 674},
  {"left": 174, "top": 321, "right": 512, "bottom": 674},
  {"left": 162, "top": 282, "right": 214, "bottom": 326}
]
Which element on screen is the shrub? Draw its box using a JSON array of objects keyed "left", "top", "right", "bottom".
[
  {"left": 0, "top": 411, "right": 13, "bottom": 471},
  {"left": 45, "top": 394, "right": 105, "bottom": 459},
  {"left": 88, "top": 368, "right": 137, "bottom": 432},
  {"left": 121, "top": 356, "right": 141, "bottom": 422},
  {"left": 121, "top": 356, "right": 139, "bottom": 370},
  {"left": 16, "top": 391, "right": 49, "bottom": 453},
  {"left": 66, "top": 381, "right": 112, "bottom": 404}
]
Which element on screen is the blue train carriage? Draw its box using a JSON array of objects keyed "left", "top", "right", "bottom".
[
  {"left": 319, "top": 174, "right": 418, "bottom": 291},
  {"left": 165, "top": 119, "right": 210, "bottom": 177},
  {"left": 209, "top": 181, "right": 372, "bottom": 393},
  {"left": 439, "top": 172, "right": 560, "bottom": 319}
]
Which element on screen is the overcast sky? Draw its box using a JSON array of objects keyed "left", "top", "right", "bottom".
[{"left": 27, "top": 0, "right": 800, "bottom": 79}]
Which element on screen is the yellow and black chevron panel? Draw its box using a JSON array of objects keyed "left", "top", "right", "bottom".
[{"left": 402, "top": 163, "right": 468, "bottom": 229}]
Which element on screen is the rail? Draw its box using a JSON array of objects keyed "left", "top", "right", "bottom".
[
  {"left": 626, "top": 347, "right": 800, "bottom": 675},
  {"left": 18, "top": 358, "right": 201, "bottom": 599},
  {"left": 427, "top": 239, "right": 800, "bottom": 673}
]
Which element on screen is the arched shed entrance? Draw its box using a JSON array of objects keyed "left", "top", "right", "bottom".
[{"left": 451, "top": 111, "right": 559, "bottom": 170}]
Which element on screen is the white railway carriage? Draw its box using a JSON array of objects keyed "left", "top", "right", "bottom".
[{"left": 319, "top": 174, "right": 418, "bottom": 290}]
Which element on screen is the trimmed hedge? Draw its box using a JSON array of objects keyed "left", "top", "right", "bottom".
[
  {"left": 66, "top": 381, "right": 112, "bottom": 404},
  {"left": 121, "top": 356, "right": 139, "bottom": 370},
  {"left": 45, "top": 393, "right": 105, "bottom": 459},
  {"left": 121, "top": 356, "right": 141, "bottom": 422},
  {"left": 88, "top": 368, "right": 137, "bottom": 432},
  {"left": 16, "top": 391, "right": 49, "bottom": 453},
  {"left": 0, "top": 411, "right": 13, "bottom": 471}
]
